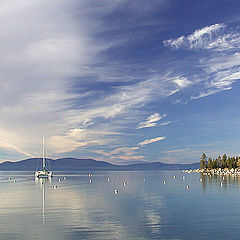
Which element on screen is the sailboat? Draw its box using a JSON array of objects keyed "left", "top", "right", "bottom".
[{"left": 35, "top": 136, "right": 53, "bottom": 178}]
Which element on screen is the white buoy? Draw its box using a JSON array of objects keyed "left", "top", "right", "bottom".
[
  {"left": 89, "top": 179, "right": 92, "bottom": 183},
  {"left": 53, "top": 185, "right": 58, "bottom": 189},
  {"left": 114, "top": 189, "right": 119, "bottom": 194},
  {"left": 58, "top": 178, "right": 61, "bottom": 182},
  {"left": 220, "top": 182, "right": 223, "bottom": 186},
  {"left": 63, "top": 176, "right": 66, "bottom": 180},
  {"left": 186, "top": 185, "right": 190, "bottom": 189},
  {"left": 199, "top": 178, "right": 203, "bottom": 182},
  {"left": 173, "top": 175, "right": 176, "bottom": 179},
  {"left": 107, "top": 177, "right": 110, "bottom": 181},
  {"left": 8, "top": 178, "right": 11, "bottom": 180},
  {"left": 123, "top": 181, "right": 127, "bottom": 186},
  {"left": 163, "top": 180, "right": 166, "bottom": 184},
  {"left": 143, "top": 178, "right": 146, "bottom": 182},
  {"left": 13, "top": 179, "right": 16, "bottom": 183},
  {"left": 182, "top": 176, "right": 185, "bottom": 180}
]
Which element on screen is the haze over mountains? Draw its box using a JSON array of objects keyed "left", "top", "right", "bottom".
[{"left": 0, "top": 158, "right": 199, "bottom": 171}]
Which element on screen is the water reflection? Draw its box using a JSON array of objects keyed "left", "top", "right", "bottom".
[
  {"left": 3, "top": 171, "right": 240, "bottom": 239},
  {"left": 35, "top": 177, "right": 52, "bottom": 226},
  {"left": 200, "top": 172, "right": 240, "bottom": 191},
  {"left": 0, "top": 172, "right": 169, "bottom": 239}
]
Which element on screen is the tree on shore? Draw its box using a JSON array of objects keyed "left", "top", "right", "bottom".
[
  {"left": 221, "top": 154, "right": 227, "bottom": 168},
  {"left": 237, "top": 158, "right": 240, "bottom": 168},
  {"left": 217, "top": 156, "right": 221, "bottom": 168},
  {"left": 208, "top": 158, "right": 213, "bottom": 169},
  {"left": 200, "top": 153, "right": 207, "bottom": 169},
  {"left": 200, "top": 153, "right": 240, "bottom": 170}
]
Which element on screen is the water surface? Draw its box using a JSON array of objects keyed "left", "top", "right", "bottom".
[{"left": 1, "top": 171, "right": 240, "bottom": 239}]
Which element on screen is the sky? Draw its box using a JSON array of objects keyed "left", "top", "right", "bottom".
[{"left": 1, "top": 0, "right": 240, "bottom": 164}]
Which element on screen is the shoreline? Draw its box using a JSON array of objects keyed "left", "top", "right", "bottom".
[{"left": 183, "top": 168, "right": 240, "bottom": 176}]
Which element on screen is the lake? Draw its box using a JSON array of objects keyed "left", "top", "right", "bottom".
[{"left": 1, "top": 170, "right": 240, "bottom": 239}]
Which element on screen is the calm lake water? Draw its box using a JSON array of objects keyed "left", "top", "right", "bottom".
[{"left": 1, "top": 170, "right": 240, "bottom": 239}]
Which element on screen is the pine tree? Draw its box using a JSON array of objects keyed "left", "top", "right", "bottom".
[
  {"left": 208, "top": 158, "right": 213, "bottom": 169},
  {"left": 221, "top": 154, "right": 227, "bottom": 168},
  {"left": 213, "top": 159, "right": 217, "bottom": 169},
  {"left": 237, "top": 157, "right": 240, "bottom": 168},
  {"left": 217, "top": 156, "right": 221, "bottom": 168},
  {"left": 226, "top": 157, "right": 231, "bottom": 169},
  {"left": 200, "top": 153, "right": 207, "bottom": 169}
]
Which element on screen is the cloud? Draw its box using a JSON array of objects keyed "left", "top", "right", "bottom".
[
  {"left": 110, "top": 155, "right": 145, "bottom": 161},
  {"left": 0, "top": 0, "right": 194, "bottom": 161},
  {"left": 173, "top": 76, "right": 192, "bottom": 88},
  {"left": 139, "top": 137, "right": 165, "bottom": 146},
  {"left": 94, "top": 146, "right": 145, "bottom": 163},
  {"left": 3, "top": 2, "right": 239, "bottom": 163},
  {"left": 94, "top": 147, "right": 139, "bottom": 157},
  {"left": 205, "top": 52, "right": 240, "bottom": 73},
  {"left": 163, "top": 23, "right": 226, "bottom": 50},
  {"left": 191, "top": 89, "right": 221, "bottom": 100},
  {"left": 0, "top": 0, "right": 136, "bottom": 159},
  {"left": 164, "top": 23, "right": 240, "bottom": 100},
  {"left": 160, "top": 121, "right": 171, "bottom": 126},
  {"left": 137, "top": 113, "right": 166, "bottom": 129},
  {"left": 191, "top": 51, "right": 240, "bottom": 100},
  {"left": 0, "top": 0, "right": 109, "bottom": 158}
]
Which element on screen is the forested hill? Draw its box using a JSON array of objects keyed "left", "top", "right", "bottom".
[{"left": 0, "top": 157, "right": 199, "bottom": 171}]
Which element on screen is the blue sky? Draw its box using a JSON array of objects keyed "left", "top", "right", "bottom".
[{"left": 1, "top": 0, "right": 240, "bottom": 164}]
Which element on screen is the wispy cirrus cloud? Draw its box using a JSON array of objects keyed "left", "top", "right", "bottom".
[
  {"left": 0, "top": 0, "right": 161, "bottom": 159},
  {"left": 94, "top": 146, "right": 145, "bottom": 163},
  {"left": 94, "top": 147, "right": 139, "bottom": 157},
  {"left": 160, "top": 121, "right": 171, "bottom": 126},
  {"left": 164, "top": 23, "right": 240, "bottom": 100},
  {"left": 163, "top": 23, "right": 226, "bottom": 50},
  {"left": 0, "top": 0, "right": 196, "bottom": 160},
  {"left": 2, "top": 1, "right": 239, "bottom": 165},
  {"left": 139, "top": 137, "right": 166, "bottom": 146},
  {"left": 137, "top": 113, "right": 166, "bottom": 129}
]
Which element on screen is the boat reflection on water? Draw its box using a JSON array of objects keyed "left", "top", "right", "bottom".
[{"left": 35, "top": 177, "right": 52, "bottom": 225}]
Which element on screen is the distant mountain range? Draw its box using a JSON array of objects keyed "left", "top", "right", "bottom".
[{"left": 0, "top": 157, "right": 199, "bottom": 171}]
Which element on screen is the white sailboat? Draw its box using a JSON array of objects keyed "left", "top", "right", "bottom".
[{"left": 35, "top": 136, "right": 53, "bottom": 178}]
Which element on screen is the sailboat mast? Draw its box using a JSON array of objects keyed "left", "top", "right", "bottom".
[{"left": 42, "top": 136, "right": 45, "bottom": 169}]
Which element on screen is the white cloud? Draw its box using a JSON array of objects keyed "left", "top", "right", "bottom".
[
  {"left": 0, "top": 0, "right": 130, "bottom": 159},
  {"left": 94, "top": 147, "right": 139, "bottom": 157},
  {"left": 164, "top": 23, "right": 240, "bottom": 100},
  {"left": 139, "top": 137, "right": 165, "bottom": 146},
  {"left": 137, "top": 113, "right": 166, "bottom": 129},
  {"left": 205, "top": 52, "right": 240, "bottom": 73},
  {"left": 173, "top": 76, "right": 192, "bottom": 88},
  {"left": 110, "top": 155, "right": 145, "bottom": 161},
  {"left": 0, "top": 0, "right": 194, "bottom": 162},
  {"left": 191, "top": 89, "right": 221, "bottom": 100},
  {"left": 3, "top": 3, "right": 237, "bottom": 161},
  {"left": 94, "top": 146, "right": 144, "bottom": 163},
  {"left": 163, "top": 23, "right": 226, "bottom": 50},
  {"left": 160, "top": 121, "right": 171, "bottom": 126},
  {"left": 0, "top": 1, "right": 106, "bottom": 157},
  {"left": 109, "top": 147, "right": 140, "bottom": 155}
]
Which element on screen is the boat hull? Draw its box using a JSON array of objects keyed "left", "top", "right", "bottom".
[{"left": 35, "top": 170, "right": 53, "bottom": 178}]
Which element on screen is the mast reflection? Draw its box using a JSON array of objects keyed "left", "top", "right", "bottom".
[{"left": 35, "top": 177, "right": 52, "bottom": 225}]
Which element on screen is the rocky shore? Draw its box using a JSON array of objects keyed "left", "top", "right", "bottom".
[{"left": 183, "top": 168, "right": 240, "bottom": 176}]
